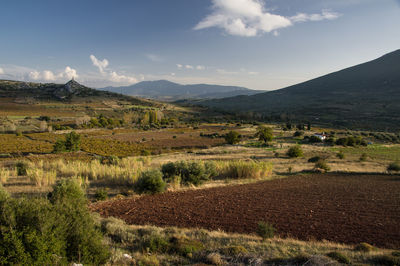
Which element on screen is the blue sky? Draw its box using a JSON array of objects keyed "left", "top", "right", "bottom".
[{"left": 0, "top": 0, "right": 399, "bottom": 90}]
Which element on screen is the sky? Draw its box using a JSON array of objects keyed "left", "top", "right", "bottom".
[{"left": 0, "top": 0, "right": 399, "bottom": 90}]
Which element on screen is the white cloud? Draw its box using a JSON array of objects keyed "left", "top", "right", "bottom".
[
  {"left": 90, "top": 54, "right": 109, "bottom": 73},
  {"left": 90, "top": 54, "right": 137, "bottom": 84},
  {"left": 146, "top": 54, "right": 163, "bottom": 62},
  {"left": 176, "top": 64, "right": 183, "bottom": 69},
  {"left": 110, "top": 71, "right": 137, "bottom": 83},
  {"left": 196, "top": 65, "right": 205, "bottom": 70},
  {"left": 63, "top": 66, "right": 78, "bottom": 79},
  {"left": 29, "top": 71, "right": 41, "bottom": 80},
  {"left": 185, "top": 65, "right": 194, "bottom": 69},
  {"left": 290, "top": 10, "right": 340, "bottom": 23},
  {"left": 43, "top": 70, "right": 56, "bottom": 81},
  {"left": 171, "top": 73, "right": 176, "bottom": 76},
  {"left": 0, "top": 68, "right": 4, "bottom": 75},
  {"left": 194, "top": 0, "right": 340, "bottom": 37},
  {"left": 27, "top": 67, "right": 78, "bottom": 81}
]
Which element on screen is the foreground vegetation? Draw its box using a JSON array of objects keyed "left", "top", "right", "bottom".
[
  {"left": 101, "top": 216, "right": 399, "bottom": 265},
  {"left": 0, "top": 180, "right": 108, "bottom": 265}
]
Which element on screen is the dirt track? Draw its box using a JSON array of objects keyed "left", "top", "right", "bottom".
[{"left": 92, "top": 173, "right": 400, "bottom": 248}]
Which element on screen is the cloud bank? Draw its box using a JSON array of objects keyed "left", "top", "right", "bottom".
[
  {"left": 28, "top": 66, "right": 78, "bottom": 81},
  {"left": 90, "top": 55, "right": 137, "bottom": 84},
  {"left": 194, "top": 0, "right": 340, "bottom": 37}
]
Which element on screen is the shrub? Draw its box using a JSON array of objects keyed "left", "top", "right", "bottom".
[
  {"left": 287, "top": 145, "right": 303, "bottom": 158},
  {"left": 354, "top": 242, "right": 375, "bottom": 252},
  {"left": 327, "top": 251, "right": 351, "bottom": 264},
  {"left": 256, "top": 221, "right": 275, "bottom": 240},
  {"left": 293, "top": 131, "right": 303, "bottom": 137},
  {"left": 161, "top": 161, "right": 214, "bottom": 186},
  {"left": 387, "top": 162, "right": 400, "bottom": 173},
  {"left": 337, "top": 151, "right": 345, "bottom": 159},
  {"left": 53, "top": 131, "right": 81, "bottom": 153},
  {"left": 53, "top": 139, "right": 66, "bottom": 153},
  {"left": 360, "top": 153, "right": 368, "bottom": 162},
  {"left": 224, "top": 131, "right": 241, "bottom": 145},
  {"left": 0, "top": 180, "right": 109, "bottom": 265},
  {"left": 169, "top": 236, "right": 204, "bottom": 257},
  {"left": 135, "top": 170, "right": 166, "bottom": 194},
  {"left": 94, "top": 188, "right": 108, "bottom": 201},
  {"left": 314, "top": 160, "right": 330, "bottom": 172},
  {"left": 308, "top": 156, "right": 321, "bottom": 163},
  {"left": 16, "top": 161, "right": 28, "bottom": 176},
  {"left": 143, "top": 234, "right": 170, "bottom": 253},
  {"left": 335, "top": 138, "right": 348, "bottom": 146},
  {"left": 65, "top": 131, "right": 81, "bottom": 152}
]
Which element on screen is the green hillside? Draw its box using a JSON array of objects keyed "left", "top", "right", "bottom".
[{"left": 199, "top": 50, "right": 400, "bottom": 130}]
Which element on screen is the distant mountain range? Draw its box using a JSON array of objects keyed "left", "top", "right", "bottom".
[
  {"left": 99, "top": 80, "right": 264, "bottom": 101},
  {"left": 0, "top": 79, "right": 155, "bottom": 106},
  {"left": 197, "top": 49, "right": 400, "bottom": 130}
]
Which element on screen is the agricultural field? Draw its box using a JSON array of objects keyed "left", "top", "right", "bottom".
[{"left": 1, "top": 118, "right": 400, "bottom": 264}]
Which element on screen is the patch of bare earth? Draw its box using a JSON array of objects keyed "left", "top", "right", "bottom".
[{"left": 92, "top": 173, "right": 400, "bottom": 249}]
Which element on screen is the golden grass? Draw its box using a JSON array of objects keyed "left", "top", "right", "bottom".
[{"left": 215, "top": 160, "right": 273, "bottom": 179}]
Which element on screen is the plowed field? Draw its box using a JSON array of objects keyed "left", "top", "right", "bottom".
[{"left": 92, "top": 173, "right": 400, "bottom": 248}]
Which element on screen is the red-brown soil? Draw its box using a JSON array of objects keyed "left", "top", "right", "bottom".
[{"left": 92, "top": 173, "right": 400, "bottom": 248}]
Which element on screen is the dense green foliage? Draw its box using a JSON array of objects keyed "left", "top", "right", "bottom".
[
  {"left": 53, "top": 131, "right": 81, "bottom": 153},
  {"left": 161, "top": 161, "right": 216, "bottom": 186},
  {"left": 256, "top": 221, "right": 275, "bottom": 240},
  {"left": 255, "top": 126, "right": 273, "bottom": 143},
  {"left": 224, "top": 131, "right": 241, "bottom": 145},
  {"left": 0, "top": 180, "right": 109, "bottom": 265},
  {"left": 16, "top": 161, "right": 28, "bottom": 176},
  {"left": 135, "top": 170, "right": 166, "bottom": 194},
  {"left": 387, "top": 162, "right": 400, "bottom": 173},
  {"left": 287, "top": 145, "right": 303, "bottom": 158}
]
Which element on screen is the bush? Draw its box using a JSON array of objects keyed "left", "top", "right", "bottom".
[
  {"left": 327, "top": 252, "right": 350, "bottom": 264},
  {"left": 0, "top": 180, "right": 109, "bottom": 265},
  {"left": 224, "top": 131, "right": 241, "bottom": 145},
  {"left": 16, "top": 161, "right": 28, "bottom": 176},
  {"left": 135, "top": 170, "right": 166, "bottom": 194},
  {"left": 336, "top": 151, "right": 345, "bottom": 159},
  {"left": 94, "top": 188, "right": 108, "bottom": 201},
  {"left": 161, "top": 161, "right": 215, "bottom": 186},
  {"left": 387, "top": 162, "right": 400, "bottom": 173},
  {"left": 293, "top": 131, "right": 303, "bottom": 137},
  {"left": 143, "top": 234, "right": 170, "bottom": 253},
  {"left": 53, "top": 131, "right": 81, "bottom": 153},
  {"left": 354, "top": 242, "right": 375, "bottom": 252},
  {"left": 308, "top": 156, "right": 321, "bottom": 163},
  {"left": 287, "top": 145, "right": 303, "bottom": 158},
  {"left": 256, "top": 221, "right": 275, "bottom": 240},
  {"left": 314, "top": 160, "right": 330, "bottom": 172}
]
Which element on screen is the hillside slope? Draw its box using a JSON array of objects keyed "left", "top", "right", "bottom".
[
  {"left": 100, "top": 80, "right": 263, "bottom": 101},
  {"left": 199, "top": 50, "right": 400, "bottom": 130},
  {"left": 0, "top": 79, "right": 155, "bottom": 106}
]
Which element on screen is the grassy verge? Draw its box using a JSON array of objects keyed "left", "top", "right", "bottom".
[{"left": 99, "top": 216, "right": 399, "bottom": 265}]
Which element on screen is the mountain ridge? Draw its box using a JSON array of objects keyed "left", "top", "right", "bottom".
[
  {"left": 197, "top": 49, "right": 400, "bottom": 130},
  {"left": 100, "top": 80, "right": 264, "bottom": 101}
]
